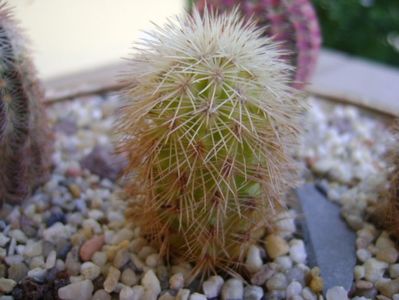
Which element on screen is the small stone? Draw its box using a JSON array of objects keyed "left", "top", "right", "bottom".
[
  {"left": 289, "top": 239, "right": 307, "bottom": 264},
  {"left": 45, "top": 250, "right": 57, "bottom": 269},
  {"left": 302, "top": 287, "right": 317, "bottom": 300},
  {"left": 275, "top": 256, "right": 293, "bottom": 271},
  {"left": 68, "top": 184, "right": 81, "bottom": 198},
  {"left": 8, "top": 263, "right": 28, "bottom": 282},
  {"left": 142, "top": 269, "right": 161, "bottom": 297},
  {"left": 121, "top": 268, "right": 137, "bottom": 286},
  {"left": 42, "top": 241, "right": 55, "bottom": 257},
  {"left": 376, "top": 247, "right": 399, "bottom": 264},
  {"left": 393, "top": 294, "right": 399, "bottom": 300},
  {"left": 146, "top": 253, "right": 161, "bottom": 268},
  {"left": 113, "top": 248, "right": 130, "bottom": 268},
  {"left": 390, "top": 264, "right": 399, "bottom": 278},
  {"left": 120, "top": 286, "right": 135, "bottom": 300},
  {"left": 286, "top": 281, "right": 302, "bottom": 298},
  {"left": 203, "top": 275, "right": 224, "bottom": 298},
  {"left": 264, "top": 235, "right": 289, "bottom": 259},
  {"left": 138, "top": 246, "right": 157, "bottom": 260},
  {"left": 176, "top": 289, "right": 190, "bottom": 300},
  {"left": 189, "top": 293, "right": 207, "bottom": 300},
  {"left": 354, "top": 265, "right": 365, "bottom": 280},
  {"left": 326, "top": 286, "right": 348, "bottom": 300},
  {"left": 266, "top": 273, "right": 288, "bottom": 291},
  {"left": 23, "top": 241, "right": 42, "bottom": 257},
  {"left": 4, "top": 255, "right": 23, "bottom": 266},
  {"left": 58, "top": 279, "right": 94, "bottom": 300},
  {"left": 169, "top": 272, "right": 184, "bottom": 290},
  {"left": 9, "top": 230, "right": 27, "bottom": 244},
  {"left": 81, "top": 262, "right": 101, "bottom": 280},
  {"left": 364, "top": 258, "right": 388, "bottom": 282},
  {"left": 221, "top": 278, "right": 243, "bottom": 300},
  {"left": 27, "top": 267, "right": 47, "bottom": 282},
  {"left": 46, "top": 211, "right": 66, "bottom": 227},
  {"left": 244, "top": 285, "right": 263, "bottom": 300},
  {"left": 375, "top": 278, "right": 399, "bottom": 298},
  {"left": 356, "top": 249, "right": 371, "bottom": 263},
  {"left": 103, "top": 266, "right": 121, "bottom": 293},
  {"left": 275, "top": 211, "right": 296, "bottom": 236},
  {"left": 0, "top": 278, "right": 16, "bottom": 293},
  {"left": 250, "top": 263, "right": 276, "bottom": 285},
  {"left": 129, "top": 285, "right": 145, "bottom": 300},
  {"left": 111, "top": 228, "right": 134, "bottom": 245},
  {"left": 30, "top": 256, "right": 45, "bottom": 269},
  {"left": 308, "top": 267, "right": 323, "bottom": 294},
  {"left": 92, "top": 251, "right": 108, "bottom": 267},
  {"left": 56, "top": 238, "right": 72, "bottom": 260},
  {"left": 80, "top": 235, "right": 104, "bottom": 261},
  {"left": 91, "top": 289, "right": 111, "bottom": 300},
  {"left": 80, "top": 145, "right": 126, "bottom": 181},
  {"left": 0, "top": 234, "right": 10, "bottom": 247},
  {"left": 43, "top": 223, "right": 71, "bottom": 242},
  {"left": 65, "top": 248, "right": 81, "bottom": 276},
  {"left": 245, "top": 245, "right": 263, "bottom": 273}
]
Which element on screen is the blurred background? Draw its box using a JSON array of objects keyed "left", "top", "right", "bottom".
[{"left": 9, "top": 0, "right": 399, "bottom": 81}]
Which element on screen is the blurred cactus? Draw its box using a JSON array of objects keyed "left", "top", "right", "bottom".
[
  {"left": 195, "top": 0, "right": 321, "bottom": 89},
  {"left": 0, "top": 1, "right": 52, "bottom": 205},
  {"left": 117, "top": 8, "right": 304, "bottom": 279}
]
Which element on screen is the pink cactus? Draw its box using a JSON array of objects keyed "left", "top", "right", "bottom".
[{"left": 196, "top": 0, "right": 322, "bottom": 89}]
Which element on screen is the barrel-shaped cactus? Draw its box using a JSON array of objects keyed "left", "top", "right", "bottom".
[
  {"left": 379, "top": 126, "right": 399, "bottom": 241},
  {"left": 117, "top": 8, "right": 304, "bottom": 279},
  {"left": 0, "top": 1, "right": 52, "bottom": 205},
  {"left": 196, "top": 0, "right": 321, "bottom": 89}
]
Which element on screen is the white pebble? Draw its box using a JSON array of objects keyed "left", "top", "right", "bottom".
[
  {"left": 91, "top": 289, "right": 111, "bottom": 300},
  {"left": 92, "top": 251, "right": 107, "bottom": 267},
  {"left": 45, "top": 250, "right": 57, "bottom": 269},
  {"left": 103, "top": 266, "right": 121, "bottom": 293},
  {"left": 27, "top": 267, "right": 47, "bottom": 281},
  {"left": 356, "top": 249, "right": 371, "bottom": 263},
  {"left": 80, "top": 261, "right": 101, "bottom": 280},
  {"left": 146, "top": 253, "right": 161, "bottom": 268},
  {"left": 244, "top": 285, "right": 264, "bottom": 300},
  {"left": 203, "top": 275, "right": 224, "bottom": 298},
  {"left": 58, "top": 279, "right": 94, "bottom": 300},
  {"left": 326, "top": 286, "right": 348, "bottom": 300},
  {"left": 24, "top": 241, "right": 42, "bottom": 257},
  {"left": 121, "top": 268, "right": 138, "bottom": 286},
  {"left": 364, "top": 258, "right": 388, "bottom": 282},
  {"left": 245, "top": 245, "right": 263, "bottom": 273},
  {"left": 221, "top": 278, "right": 243, "bottom": 300},
  {"left": 0, "top": 278, "right": 16, "bottom": 293},
  {"left": 159, "top": 292, "right": 175, "bottom": 300},
  {"left": 0, "top": 234, "right": 10, "bottom": 247},
  {"left": 390, "top": 264, "right": 399, "bottom": 278},
  {"left": 141, "top": 269, "right": 161, "bottom": 297},
  {"left": 289, "top": 239, "right": 307, "bottom": 264},
  {"left": 129, "top": 285, "right": 145, "bottom": 300},
  {"left": 111, "top": 228, "right": 134, "bottom": 245},
  {"left": 286, "top": 281, "right": 302, "bottom": 298},
  {"left": 169, "top": 272, "right": 184, "bottom": 290},
  {"left": 176, "top": 289, "right": 190, "bottom": 300},
  {"left": 119, "top": 286, "right": 135, "bottom": 300},
  {"left": 190, "top": 293, "right": 207, "bottom": 300}
]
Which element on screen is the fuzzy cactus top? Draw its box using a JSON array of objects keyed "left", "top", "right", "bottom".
[
  {"left": 0, "top": 1, "right": 52, "bottom": 205},
  {"left": 117, "top": 8, "right": 305, "bottom": 279}
]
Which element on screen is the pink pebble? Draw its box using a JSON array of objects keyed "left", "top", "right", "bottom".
[{"left": 80, "top": 235, "right": 105, "bottom": 261}]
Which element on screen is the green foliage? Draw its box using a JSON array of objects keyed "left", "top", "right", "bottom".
[{"left": 313, "top": 0, "right": 399, "bottom": 67}]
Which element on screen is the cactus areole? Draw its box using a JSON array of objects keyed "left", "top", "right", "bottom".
[
  {"left": 117, "top": 8, "right": 305, "bottom": 279},
  {"left": 196, "top": 0, "right": 322, "bottom": 89},
  {"left": 0, "top": 1, "right": 52, "bottom": 205}
]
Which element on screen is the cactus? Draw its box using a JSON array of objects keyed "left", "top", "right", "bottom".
[
  {"left": 0, "top": 1, "right": 52, "bottom": 205},
  {"left": 195, "top": 0, "right": 322, "bottom": 89},
  {"left": 376, "top": 125, "right": 399, "bottom": 241},
  {"left": 117, "top": 8, "right": 305, "bottom": 279}
]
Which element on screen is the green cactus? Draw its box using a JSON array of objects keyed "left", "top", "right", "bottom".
[
  {"left": 0, "top": 1, "right": 52, "bottom": 205},
  {"left": 117, "top": 7, "right": 305, "bottom": 279}
]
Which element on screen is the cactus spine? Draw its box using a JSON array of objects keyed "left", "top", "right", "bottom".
[
  {"left": 196, "top": 0, "right": 322, "bottom": 89},
  {"left": 117, "top": 8, "right": 304, "bottom": 279},
  {"left": 0, "top": 1, "right": 52, "bottom": 205}
]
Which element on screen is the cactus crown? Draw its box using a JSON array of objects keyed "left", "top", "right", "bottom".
[
  {"left": 0, "top": 1, "right": 52, "bottom": 205},
  {"left": 117, "top": 7, "right": 304, "bottom": 279},
  {"left": 196, "top": 0, "right": 322, "bottom": 89}
]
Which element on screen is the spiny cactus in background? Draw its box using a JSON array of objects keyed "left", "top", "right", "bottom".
[
  {"left": 0, "top": 1, "right": 52, "bottom": 205},
  {"left": 196, "top": 0, "right": 321, "bottom": 89},
  {"left": 118, "top": 7, "right": 305, "bottom": 279},
  {"left": 377, "top": 125, "right": 399, "bottom": 241}
]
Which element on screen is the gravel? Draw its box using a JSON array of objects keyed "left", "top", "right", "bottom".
[{"left": 0, "top": 94, "right": 397, "bottom": 298}]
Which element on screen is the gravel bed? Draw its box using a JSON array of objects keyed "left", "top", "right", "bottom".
[{"left": 0, "top": 94, "right": 397, "bottom": 300}]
